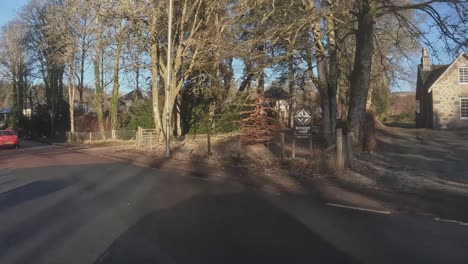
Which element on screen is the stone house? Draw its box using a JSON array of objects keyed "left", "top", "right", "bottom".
[{"left": 416, "top": 49, "right": 468, "bottom": 129}]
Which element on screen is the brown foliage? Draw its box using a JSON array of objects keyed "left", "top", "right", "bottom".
[{"left": 240, "top": 96, "right": 278, "bottom": 145}]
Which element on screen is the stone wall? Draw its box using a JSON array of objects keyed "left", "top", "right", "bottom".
[{"left": 432, "top": 55, "right": 468, "bottom": 129}]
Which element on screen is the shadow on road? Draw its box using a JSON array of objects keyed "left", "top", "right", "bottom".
[
  {"left": 0, "top": 180, "right": 70, "bottom": 211},
  {"left": 94, "top": 192, "right": 359, "bottom": 264}
]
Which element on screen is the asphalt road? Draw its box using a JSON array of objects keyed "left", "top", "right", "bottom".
[{"left": 0, "top": 141, "right": 468, "bottom": 264}]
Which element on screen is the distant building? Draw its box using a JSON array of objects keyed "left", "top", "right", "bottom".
[
  {"left": 416, "top": 49, "right": 468, "bottom": 129},
  {"left": 264, "top": 86, "right": 291, "bottom": 125},
  {"left": 119, "top": 89, "right": 148, "bottom": 110},
  {"left": 0, "top": 108, "right": 11, "bottom": 129}
]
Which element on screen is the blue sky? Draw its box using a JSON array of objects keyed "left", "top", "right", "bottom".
[
  {"left": 0, "top": 1, "right": 460, "bottom": 93},
  {"left": 0, "top": 0, "right": 28, "bottom": 26}
]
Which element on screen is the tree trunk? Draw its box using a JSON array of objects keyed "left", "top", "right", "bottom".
[
  {"left": 67, "top": 61, "right": 75, "bottom": 133},
  {"left": 110, "top": 26, "right": 124, "bottom": 131},
  {"left": 308, "top": 0, "right": 335, "bottom": 138},
  {"left": 326, "top": 4, "right": 338, "bottom": 133},
  {"left": 317, "top": 57, "right": 332, "bottom": 138},
  {"left": 79, "top": 37, "right": 86, "bottom": 104},
  {"left": 257, "top": 43, "right": 265, "bottom": 95},
  {"left": 347, "top": 0, "right": 377, "bottom": 144},
  {"left": 150, "top": 39, "right": 164, "bottom": 140},
  {"left": 94, "top": 57, "right": 105, "bottom": 137},
  {"left": 174, "top": 93, "right": 182, "bottom": 137},
  {"left": 288, "top": 54, "right": 295, "bottom": 128},
  {"left": 223, "top": 58, "right": 233, "bottom": 92},
  {"left": 239, "top": 60, "right": 254, "bottom": 92}
]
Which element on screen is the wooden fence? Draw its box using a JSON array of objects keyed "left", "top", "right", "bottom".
[{"left": 136, "top": 127, "right": 160, "bottom": 149}]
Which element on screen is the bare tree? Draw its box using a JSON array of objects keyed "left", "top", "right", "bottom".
[{"left": 0, "top": 20, "right": 30, "bottom": 127}]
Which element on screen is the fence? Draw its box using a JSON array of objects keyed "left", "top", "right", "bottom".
[
  {"left": 67, "top": 130, "right": 136, "bottom": 143},
  {"left": 135, "top": 127, "right": 160, "bottom": 150}
]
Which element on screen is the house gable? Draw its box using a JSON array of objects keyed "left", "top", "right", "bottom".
[
  {"left": 429, "top": 52, "right": 468, "bottom": 129},
  {"left": 428, "top": 52, "right": 468, "bottom": 93}
]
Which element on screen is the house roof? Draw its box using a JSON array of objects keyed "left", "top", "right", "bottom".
[
  {"left": 418, "top": 64, "right": 449, "bottom": 92},
  {"left": 264, "top": 86, "right": 290, "bottom": 100},
  {"left": 120, "top": 89, "right": 146, "bottom": 101},
  {"left": 427, "top": 52, "right": 468, "bottom": 93},
  {"left": 416, "top": 52, "right": 468, "bottom": 98}
]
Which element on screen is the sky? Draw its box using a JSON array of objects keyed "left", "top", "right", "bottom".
[
  {"left": 0, "top": 1, "right": 460, "bottom": 93},
  {"left": 0, "top": 0, "right": 28, "bottom": 26}
]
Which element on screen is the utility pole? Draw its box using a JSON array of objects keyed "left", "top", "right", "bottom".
[{"left": 165, "top": 0, "right": 173, "bottom": 158}]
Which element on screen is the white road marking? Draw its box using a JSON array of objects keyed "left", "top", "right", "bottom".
[
  {"left": 326, "top": 203, "right": 392, "bottom": 215},
  {"left": 434, "top": 217, "right": 468, "bottom": 226}
]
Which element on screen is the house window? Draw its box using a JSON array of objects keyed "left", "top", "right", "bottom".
[
  {"left": 461, "top": 98, "right": 468, "bottom": 119},
  {"left": 460, "top": 67, "right": 468, "bottom": 84}
]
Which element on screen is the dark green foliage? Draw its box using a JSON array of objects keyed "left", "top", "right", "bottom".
[
  {"left": 187, "top": 104, "right": 242, "bottom": 135},
  {"left": 127, "top": 100, "right": 155, "bottom": 131},
  {"left": 372, "top": 86, "right": 390, "bottom": 120},
  {"left": 184, "top": 92, "right": 249, "bottom": 135},
  {"left": 20, "top": 101, "right": 69, "bottom": 138}
]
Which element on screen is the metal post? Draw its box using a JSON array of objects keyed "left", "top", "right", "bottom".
[
  {"left": 292, "top": 137, "right": 296, "bottom": 159},
  {"left": 280, "top": 132, "right": 285, "bottom": 161},
  {"left": 336, "top": 128, "right": 344, "bottom": 171},
  {"left": 165, "top": 0, "right": 173, "bottom": 158}
]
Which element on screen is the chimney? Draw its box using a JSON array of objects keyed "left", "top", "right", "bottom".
[{"left": 421, "top": 48, "right": 431, "bottom": 71}]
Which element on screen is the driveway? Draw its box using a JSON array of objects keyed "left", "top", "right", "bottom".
[{"left": 348, "top": 125, "right": 468, "bottom": 194}]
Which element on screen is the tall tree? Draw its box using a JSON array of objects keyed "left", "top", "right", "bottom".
[{"left": 0, "top": 20, "right": 30, "bottom": 127}]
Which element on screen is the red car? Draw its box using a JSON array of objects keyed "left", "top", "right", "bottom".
[{"left": 0, "top": 130, "right": 20, "bottom": 149}]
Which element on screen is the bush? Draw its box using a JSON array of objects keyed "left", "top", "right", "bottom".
[
  {"left": 394, "top": 111, "right": 415, "bottom": 123},
  {"left": 127, "top": 101, "right": 155, "bottom": 131},
  {"left": 187, "top": 105, "right": 241, "bottom": 134}
]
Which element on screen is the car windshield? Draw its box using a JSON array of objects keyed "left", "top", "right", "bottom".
[{"left": 0, "top": 131, "right": 14, "bottom": 136}]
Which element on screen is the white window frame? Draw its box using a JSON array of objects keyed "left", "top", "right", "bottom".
[
  {"left": 459, "top": 67, "right": 468, "bottom": 84},
  {"left": 461, "top": 98, "right": 468, "bottom": 120}
]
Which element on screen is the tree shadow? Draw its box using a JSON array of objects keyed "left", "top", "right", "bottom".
[
  {"left": 383, "top": 122, "right": 416, "bottom": 129},
  {"left": 0, "top": 180, "right": 70, "bottom": 211},
  {"left": 94, "top": 192, "right": 359, "bottom": 264}
]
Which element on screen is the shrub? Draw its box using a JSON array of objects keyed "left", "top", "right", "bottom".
[
  {"left": 127, "top": 101, "right": 155, "bottom": 131},
  {"left": 394, "top": 111, "right": 415, "bottom": 123}
]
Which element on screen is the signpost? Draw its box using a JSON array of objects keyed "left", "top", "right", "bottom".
[
  {"left": 293, "top": 108, "right": 313, "bottom": 159},
  {"left": 294, "top": 108, "right": 312, "bottom": 138}
]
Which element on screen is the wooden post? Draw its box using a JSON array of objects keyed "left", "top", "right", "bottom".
[
  {"left": 267, "top": 130, "right": 270, "bottom": 150},
  {"left": 280, "top": 132, "right": 285, "bottom": 161},
  {"left": 237, "top": 134, "right": 241, "bottom": 159},
  {"left": 336, "top": 128, "right": 344, "bottom": 171},
  {"left": 149, "top": 131, "right": 153, "bottom": 150},
  {"left": 89, "top": 132, "right": 92, "bottom": 142},
  {"left": 207, "top": 133, "right": 212, "bottom": 156},
  {"left": 292, "top": 137, "right": 296, "bottom": 159},
  {"left": 346, "top": 132, "right": 354, "bottom": 167},
  {"left": 111, "top": 129, "right": 116, "bottom": 140},
  {"left": 309, "top": 135, "right": 313, "bottom": 159},
  {"left": 137, "top": 127, "right": 141, "bottom": 148}
]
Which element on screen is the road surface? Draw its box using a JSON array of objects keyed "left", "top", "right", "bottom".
[{"left": 0, "top": 141, "right": 467, "bottom": 264}]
